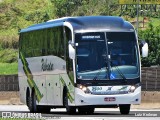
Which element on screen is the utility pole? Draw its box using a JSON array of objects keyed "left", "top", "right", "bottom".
[
  {"left": 136, "top": 0, "right": 140, "bottom": 34},
  {"left": 107, "top": 0, "right": 110, "bottom": 16}
]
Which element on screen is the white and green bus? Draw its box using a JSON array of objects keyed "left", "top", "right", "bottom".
[{"left": 18, "top": 16, "right": 148, "bottom": 114}]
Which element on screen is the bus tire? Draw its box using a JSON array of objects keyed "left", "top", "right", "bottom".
[
  {"left": 119, "top": 104, "right": 130, "bottom": 115},
  {"left": 78, "top": 107, "right": 94, "bottom": 115},
  {"left": 29, "top": 90, "right": 37, "bottom": 113},
  {"left": 26, "top": 88, "right": 30, "bottom": 107},
  {"left": 63, "top": 91, "right": 76, "bottom": 114},
  {"left": 37, "top": 106, "right": 50, "bottom": 113}
]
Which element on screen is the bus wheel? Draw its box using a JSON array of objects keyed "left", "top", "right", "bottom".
[
  {"left": 26, "top": 90, "right": 30, "bottom": 107},
  {"left": 78, "top": 107, "right": 94, "bottom": 115},
  {"left": 119, "top": 104, "right": 130, "bottom": 115},
  {"left": 37, "top": 106, "right": 50, "bottom": 113},
  {"left": 29, "top": 91, "right": 37, "bottom": 113},
  {"left": 63, "top": 92, "right": 76, "bottom": 114}
]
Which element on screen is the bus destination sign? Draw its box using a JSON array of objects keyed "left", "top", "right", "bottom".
[{"left": 81, "top": 32, "right": 105, "bottom": 41}]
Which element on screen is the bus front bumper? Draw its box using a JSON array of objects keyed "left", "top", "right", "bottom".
[{"left": 74, "top": 87, "right": 141, "bottom": 106}]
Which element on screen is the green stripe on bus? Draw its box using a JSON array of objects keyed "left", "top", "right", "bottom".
[
  {"left": 60, "top": 76, "right": 74, "bottom": 103},
  {"left": 20, "top": 52, "right": 28, "bottom": 65},
  {"left": 68, "top": 72, "right": 74, "bottom": 86},
  {"left": 60, "top": 76, "right": 66, "bottom": 86},
  {"left": 20, "top": 52, "right": 43, "bottom": 102}
]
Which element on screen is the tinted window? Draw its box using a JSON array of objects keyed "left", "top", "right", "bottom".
[{"left": 20, "top": 27, "right": 64, "bottom": 58}]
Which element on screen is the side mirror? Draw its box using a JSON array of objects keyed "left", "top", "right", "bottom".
[
  {"left": 140, "top": 41, "right": 148, "bottom": 57},
  {"left": 68, "top": 41, "right": 75, "bottom": 59}
]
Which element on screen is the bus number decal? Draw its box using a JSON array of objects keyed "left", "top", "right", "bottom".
[{"left": 92, "top": 86, "right": 102, "bottom": 92}]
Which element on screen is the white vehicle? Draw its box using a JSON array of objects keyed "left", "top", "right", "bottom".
[{"left": 18, "top": 16, "right": 148, "bottom": 114}]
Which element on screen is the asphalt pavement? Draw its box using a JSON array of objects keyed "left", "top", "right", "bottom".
[{"left": 0, "top": 105, "right": 160, "bottom": 119}]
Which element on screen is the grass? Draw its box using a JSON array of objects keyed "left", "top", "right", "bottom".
[
  {"left": 150, "top": 18, "right": 160, "bottom": 27},
  {"left": 0, "top": 0, "right": 54, "bottom": 46},
  {"left": 0, "top": 49, "right": 18, "bottom": 75},
  {"left": 125, "top": 16, "right": 160, "bottom": 30},
  {"left": 0, "top": 62, "right": 17, "bottom": 75},
  {"left": 0, "top": 49, "right": 18, "bottom": 63}
]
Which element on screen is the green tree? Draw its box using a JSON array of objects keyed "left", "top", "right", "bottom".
[
  {"left": 51, "top": 0, "right": 82, "bottom": 17},
  {"left": 51, "top": 0, "right": 118, "bottom": 17},
  {"left": 139, "top": 23, "right": 160, "bottom": 67}
]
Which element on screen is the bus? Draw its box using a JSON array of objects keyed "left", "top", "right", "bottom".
[{"left": 18, "top": 16, "right": 148, "bottom": 114}]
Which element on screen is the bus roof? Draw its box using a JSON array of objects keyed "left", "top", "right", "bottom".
[{"left": 20, "top": 16, "right": 134, "bottom": 33}]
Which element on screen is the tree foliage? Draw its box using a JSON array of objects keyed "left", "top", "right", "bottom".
[
  {"left": 0, "top": 0, "right": 160, "bottom": 67},
  {"left": 139, "top": 24, "right": 160, "bottom": 67},
  {"left": 51, "top": 0, "right": 118, "bottom": 17}
]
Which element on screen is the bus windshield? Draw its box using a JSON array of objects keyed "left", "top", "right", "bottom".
[{"left": 75, "top": 32, "right": 139, "bottom": 80}]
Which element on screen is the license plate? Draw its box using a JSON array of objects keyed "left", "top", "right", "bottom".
[{"left": 104, "top": 97, "right": 116, "bottom": 102}]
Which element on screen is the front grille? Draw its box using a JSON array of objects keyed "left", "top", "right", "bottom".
[{"left": 91, "top": 91, "right": 128, "bottom": 95}]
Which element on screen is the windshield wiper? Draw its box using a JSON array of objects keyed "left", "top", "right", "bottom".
[
  {"left": 114, "top": 66, "right": 127, "bottom": 83},
  {"left": 93, "top": 68, "right": 103, "bottom": 80},
  {"left": 80, "top": 70, "right": 92, "bottom": 72}
]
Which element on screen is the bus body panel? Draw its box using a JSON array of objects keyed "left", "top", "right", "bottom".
[
  {"left": 18, "top": 76, "right": 28, "bottom": 104},
  {"left": 46, "top": 75, "right": 61, "bottom": 105},
  {"left": 33, "top": 75, "right": 47, "bottom": 105},
  {"left": 18, "top": 55, "right": 70, "bottom": 106}
]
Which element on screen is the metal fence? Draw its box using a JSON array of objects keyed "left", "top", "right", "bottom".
[
  {"left": 141, "top": 67, "right": 160, "bottom": 91},
  {"left": 0, "top": 67, "right": 160, "bottom": 91},
  {"left": 0, "top": 75, "right": 19, "bottom": 91}
]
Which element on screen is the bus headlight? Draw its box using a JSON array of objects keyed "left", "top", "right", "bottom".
[
  {"left": 129, "top": 83, "right": 140, "bottom": 93},
  {"left": 79, "top": 85, "right": 83, "bottom": 89},
  {"left": 77, "top": 84, "right": 91, "bottom": 94},
  {"left": 82, "top": 86, "right": 87, "bottom": 91},
  {"left": 130, "top": 86, "right": 136, "bottom": 92}
]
